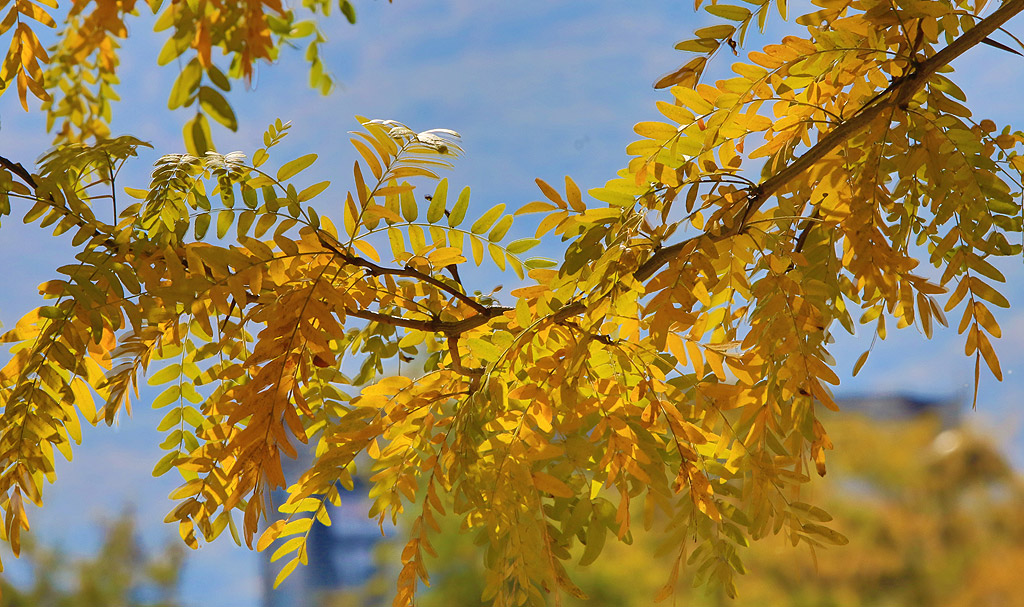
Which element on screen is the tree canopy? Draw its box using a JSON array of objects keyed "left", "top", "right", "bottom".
[{"left": 1, "top": 0, "right": 1023, "bottom": 605}]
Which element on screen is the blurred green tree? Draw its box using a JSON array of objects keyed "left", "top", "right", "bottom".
[{"left": 0, "top": 515, "right": 184, "bottom": 607}]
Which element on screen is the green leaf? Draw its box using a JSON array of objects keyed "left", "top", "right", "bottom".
[
  {"left": 152, "top": 385, "right": 181, "bottom": 409},
  {"left": 400, "top": 186, "right": 418, "bottom": 222},
  {"left": 988, "top": 198, "right": 1018, "bottom": 215},
  {"left": 427, "top": 178, "right": 448, "bottom": 223},
  {"left": 388, "top": 227, "right": 405, "bottom": 258},
  {"left": 123, "top": 187, "right": 148, "bottom": 200},
  {"left": 408, "top": 224, "right": 426, "bottom": 253},
  {"left": 488, "top": 243, "right": 506, "bottom": 270},
  {"left": 181, "top": 383, "right": 203, "bottom": 403},
  {"left": 168, "top": 60, "right": 201, "bottom": 110},
  {"left": 579, "top": 519, "right": 607, "bottom": 566},
  {"left": 159, "top": 430, "right": 183, "bottom": 450},
  {"left": 448, "top": 186, "right": 470, "bottom": 227},
  {"left": 340, "top": 0, "right": 356, "bottom": 23},
  {"left": 217, "top": 210, "right": 235, "bottom": 238},
  {"left": 447, "top": 229, "right": 464, "bottom": 251},
  {"left": 705, "top": 4, "right": 751, "bottom": 21},
  {"left": 157, "top": 407, "right": 183, "bottom": 432},
  {"left": 290, "top": 20, "right": 316, "bottom": 38},
  {"left": 506, "top": 238, "right": 539, "bottom": 254},
  {"left": 471, "top": 204, "right": 505, "bottom": 235},
  {"left": 277, "top": 154, "right": 318, "bottom": 182},
  {"left": 182, "top": 406, "right": 205, "bottom": 427},
  {"left": 525, "top": 257, "right": 557, "bottom": 269},
  {"left": 262, "top": 186, "right": 279, "bottom": 211},
  {"left": 254, "top": 213, "right": 276, "bottom": 238},
  {"left": 470, "top": 234, "right": 484, "bottom": 265},
  {"left": 156, "top": 35, "right": 189, "bottom": 66},
  {"left": 274, "top": 558, "right": 301, "bottom": 588},
  {"left": 515, "top": 297, "right": 532, "bottom": 328},
  {"left": 488, "top": 215, "right": 514, "bottom": 241},
  {"left": 297, "top": 181, "right": 330, "bottom": 202},
  {"left": 694, "top": 24, "right": 737, "bottom": 39},
  {"left": 152, "top": 451, "right": 180, "bottom": 477},
  {"left": 198, "top": 86, "right": 238, "bottom": 131},
  {"left": 507, "top": 254, "right": 524, "bottom": 279},
  {"left": 148, "top": 364, "right": 182, "bottom": 386},
  {"left": 465, "top": 337, "right": 501, "bottom": 362},
  {"left": 306, "top": 206, "right": 320, "bottom": 229},
  {"left": 23, "top": 201, "right": 48, "bottom": 224},
  {"left": 237, "top": 210, "right": 255, "bottom": 236},
  {"left": 184, "top": 113, "right": 214, "bottom": 156},
  {"left": 242, "top": 186, "right": 259, "bottom": 209},
  {"left": 207, "top": 64, "right": 231, "bottom": 91}
]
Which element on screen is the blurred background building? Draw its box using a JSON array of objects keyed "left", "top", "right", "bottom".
[
  {"left": 262, "top": 454, "right": 388, "bottom": 607},
  {"left": 838, "top": 393, "right": 962, "bottom": 427}
]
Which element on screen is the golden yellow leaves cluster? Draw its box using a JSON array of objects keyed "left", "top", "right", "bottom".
[
  {"left": 3, "top": 0, "right": 361, "bottom": 146},
  {"left": 0, "top": 0, "right": 1023, "bottom": 605}
]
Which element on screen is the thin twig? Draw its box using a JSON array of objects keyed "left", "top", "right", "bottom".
[
  {"left": 317, "top": 233, "right": 487, "bottom": 314},
  {"left": 345, "top": 305, "right": 510, "bottom": 337},
  {"left": 447, "top": 335, "right": 484, "bottom": 377}
]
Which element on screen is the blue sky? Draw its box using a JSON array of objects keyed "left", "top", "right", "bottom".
[{"left": 1, "top": 1, "right": 1024, "bottom": 606}]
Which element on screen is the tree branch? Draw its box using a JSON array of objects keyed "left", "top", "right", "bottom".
[
  {"left": 634, "top": 0, "right": 1024, "bottom": 283},
  {"left": 345, "top": 305, "right": 510, "bottom": 336},
  {"left": 558, "top": 319, "right": 617, "bottom": 345},
  {"left": 316, "top": 233, "right": 487, "bottom": 314},
  {"left": 1, "top": 154, "right": 120, "bottom": 251},
  {"left": 447, "top": 335, "right": 484, "bottom": 376},
  {"left": 0, "top": 155, "right": 37, "bottom": 188}
]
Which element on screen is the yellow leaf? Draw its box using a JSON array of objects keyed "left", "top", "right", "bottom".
[
  {"left": 278, "top": 154, "right": 317, "bottom": 182},
  {"left": 973, "top": 301, "right": 1001, "bottom": 338},
  {"left": 532, "top": 471, "right": 574, "bottom": 498},
  {"left": 564, "top": 176, "right": 585, "bottom": 212},
  {"left": 470, "top": 235, "right": 484, "bottom": 265},
  {"left": 363, "top": 203, "right": 402, "bottom": 224},
  {"left": 578, "top": 519, "right": 607, "bottom": 566},
  {"left": 388, "top": 227, "right": 406, "bottom": 259},
  {"left": 257, "top": 520, "right": 286, "bottom": 552},
  {"left": 515, "top": 201, "right": 557, "bottom": 215},
  {"left": 801, "top": 523, "right": 848, "bottom": 546},
  {"left": 71, "top": 378, "right": 97, "bottom": 424},
  {"left": 471, "top": 204, "right": 505, "bottom": 235},
  {"left": 671, "top": 85, "right": 714, "bottom": 114},
  {"left": 706, "top": 4, "right": 751, "bottom": 20},
  {"left": 634, "top": 121, "right": 680, "bottom": 140},
  {"left": 274, "top": 557, "right": 301, "bottom": 588},
  {"left": 168, "top": 479, "right": 203, "bottom": 500},
  {"left": 353, "top": 239, "right": 380, "bottom": 262},
  {"left": 534, "top": 178, "right": 566, "bottom": 208},
  {"left": 487, "top": 243, "right": 506, "bottom": 271},
  {"left": 976, "top": 332, "right": 1003, "bottom": 380},
  {"left": 350, "top": 139, "right": 382, "bottom": 179}
]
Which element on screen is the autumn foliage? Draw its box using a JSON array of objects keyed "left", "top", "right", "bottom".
[
  {"left": 1, "top": 0, "right": 1024, "bottom": 604},
  {"left": 415, "top": 410, "right": 1024, "bottom": 607}
]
